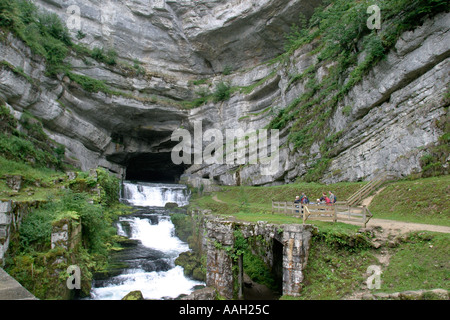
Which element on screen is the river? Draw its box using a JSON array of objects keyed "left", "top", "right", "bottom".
[{"left": 88, "top": 181, "right": 204, "bottom": 300}]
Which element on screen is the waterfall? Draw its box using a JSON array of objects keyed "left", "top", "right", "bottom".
[
  {"left": 89, "top": 182, "right": 202, "bottom": 300},
  {"left": 121, "top": 181, "right": 191, "bottom": 207}
]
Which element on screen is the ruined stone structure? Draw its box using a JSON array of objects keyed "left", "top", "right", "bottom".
[
  {"left": 204, "top": 216, "right": 314, "bottom": 298},
  {"left": 51, "top": 213, "right": 82, "bottom": 251},
  {"left": 0, "top": 200, "right": 43, "bottom": 267}
]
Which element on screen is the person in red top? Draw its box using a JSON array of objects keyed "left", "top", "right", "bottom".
[{"left": 320, "top": 192, "right": 332, "bottom": 204}]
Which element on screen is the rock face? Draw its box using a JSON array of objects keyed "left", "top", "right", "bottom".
[
  {"left": 0, "top": 1, "right": 448, "bottom": 185},
  {"left": 184, "top": 12, "right": 450, "bottom": 185},
  {"left": 35, "top": 0, "right": 321, "bottom": 76}
]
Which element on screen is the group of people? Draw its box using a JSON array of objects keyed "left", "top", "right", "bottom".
[{"left": 294, "top": 191, "right": 337, "bottom": 205}]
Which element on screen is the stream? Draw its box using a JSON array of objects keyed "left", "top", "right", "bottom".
[{"left": 88, "top": 181, "right": 204, "bottom": 300}]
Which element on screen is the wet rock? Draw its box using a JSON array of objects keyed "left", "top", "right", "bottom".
[
  {"left": 180, "top": 287, "right": 216, "bottom": 300},
  {"left": 165, "top": 202, "right": 179, "bottom": 209},
  {"left": 122, "top": 290, "right": 144, "bottom": 300}
]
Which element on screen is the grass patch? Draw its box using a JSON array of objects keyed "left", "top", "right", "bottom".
[
  {"left": 369, "top": 175, "right": 450, "bottom": 226},
  {"left": 0, "top": 0, "right": 72, "bottom": 76},
  {"left": 377, "top": 231, "right": 449, "bottom": 293},
  {"left": 289, "top": 235, "right": 377, "bottom": 300},
  {"left": 191, "top": 181, "right": 364, "bottom": 215},
  {"left": 190, "top": 175, "right": 449, "bottom": 227}
]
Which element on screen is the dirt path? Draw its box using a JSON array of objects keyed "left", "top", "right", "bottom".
[
  {"left": 361, "top": 187, "right": 386, "bottom": 207},
  {"left": 360, "top": 218, "right": 450, "bottom": 234},
  {"left": 352, "top": 188, "right": 449, "bottom": 234},
  {"left": 212, "top": 195, "right": 226, "bottom": 204}
]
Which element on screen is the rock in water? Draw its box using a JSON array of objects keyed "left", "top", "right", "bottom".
[
  {"left": 122, "top": 290, "right": 144, "bottom": 300},
  {"left": 165, "top": 202, "right": 179, "bottom": 209}
]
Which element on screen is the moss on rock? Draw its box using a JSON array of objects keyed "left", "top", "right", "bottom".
[{"left": 122, "top": 290, "right": 144, "bottom": 300}]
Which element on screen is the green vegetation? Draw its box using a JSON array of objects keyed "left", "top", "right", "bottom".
[
  {"left": 0, "top": 97, "right": 127, "bottom": 300},
  {"left": 0, "top": 0, "right": 72, "bottom": 75},
  {"left": 369, "top": 175, "right": 450, "bottom": 226},
  {"left": 4, "top": 168, "right": 126, "bottom": 299},
  {"left": 214, "top": 81, "right": 232, "bottom": 102},
  {"left": 222, "top": 65, "right": 233, "bottom": 76},
  {"left": 90, "top": 47, "right": 117, "bottom": 66},
  {"left": 377, "top": 231, "right": 449, "bottom": 293},
  {"left": 189, "top": 175, "right": 449, "bottom": 299},
  {"left": 0, "top": 0, "right": 122, "bottom": 73},
  {"left": 190, "top": 175, "right": 449, "bottom": 227},
  {"left": 233, "top": 230, "right": 279, "bottom": 292},
  {"left": 190, "top": 180, "right": 364, "bottom": 217},
  {"left": 0, "top": 103, "right": 66, "bottom": 170},
  {"left": 292, "top": 228, "right": 377, "bottom": 300},
  {"left": 291, "top": 229, "right": 449, "bottom": 300},
  {"left": 0, "top": 0, "right": 138, "bottom": 100},
  {"left": 66, "top": 72, "right": 113, "bottom": 94}
]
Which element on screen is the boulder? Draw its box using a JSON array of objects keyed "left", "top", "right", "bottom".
[
  {"left": 5, "top": 175, "right": 23, "bottom": 192},
  {"left": 122, "top": 290, "right": 144, "bottom": 300}
]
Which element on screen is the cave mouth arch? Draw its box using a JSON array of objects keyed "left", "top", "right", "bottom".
[{"left": 125, "top": 153, "right": 188, "bottom": 184}]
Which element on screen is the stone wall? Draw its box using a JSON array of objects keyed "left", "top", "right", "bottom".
[
  {"left": 203, "top": 215, "right": 314, "bottom": 299},
  {"left": 0, "top": 200, "right": 44, "bottom": 266}
]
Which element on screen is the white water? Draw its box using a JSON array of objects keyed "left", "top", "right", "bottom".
[
  {"left": 121, "top": 182, "right": 191, "bottom": 207},
  {"left": 130, "top": 217, "right": 188, "bottom": 253},
  {"left": 91, "top": 266, "right": 201, "bottom": 300},
  {"left": 89, "top": 182, "right": 203, "bottom": 300}
]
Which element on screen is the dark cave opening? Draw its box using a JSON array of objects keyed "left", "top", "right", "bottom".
[
  {"left": 272, "top": 239, "right": 284, "bottom": 293},
  {"left": 125, "top": 153, "right": 188, "bottom": 184}
]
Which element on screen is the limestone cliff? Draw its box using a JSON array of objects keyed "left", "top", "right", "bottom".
[{"left": 0, "top": 0, "right": 448, "bottom": 185}]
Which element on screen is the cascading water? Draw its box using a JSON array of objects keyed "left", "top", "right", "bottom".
[
  {"left": 89, "top": 181, "right": 203, "bottom": 300},
  {"left": 121, "top": 182, "right": 191, "bottom": 207}
]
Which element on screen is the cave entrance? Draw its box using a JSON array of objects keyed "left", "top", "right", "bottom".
[{"left": 125, "top": 153, "right": 187, "bottom": 183}]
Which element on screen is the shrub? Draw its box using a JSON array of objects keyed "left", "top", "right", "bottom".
[
  {"left": 214, "top": 81, "right": 231, "bottom": 102},
  {"left": 91, "top": 47, "right": 117, "bottom": 66},
  {"left": 19, "top": 190, "right": 112, "bottom": 255},
  {"left": 36, "top": 10, "right": 72, "bottom": 46},
  {"left": 19, "top": 207, "right": 54, "bottom": 252},
  {"left": 223, "top": 65, "right": 233, "bottom": 75},
  {"left": 1, "top": 0, "right": 72, "bottom": 75},
  {"left": 0, "top": 103, "right": 18, "bottom": 133},
  {"left": 66, "top": 72, "right": 110, "bottom": 93},
  {"left": 96, "top": 168, "right": 120, "bottom": 206}
]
